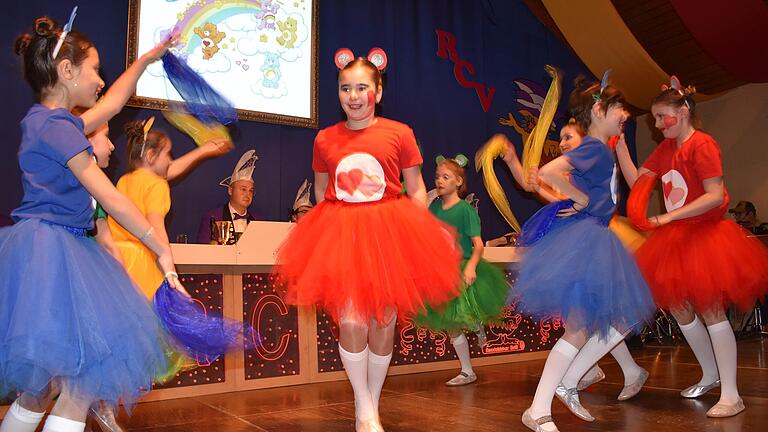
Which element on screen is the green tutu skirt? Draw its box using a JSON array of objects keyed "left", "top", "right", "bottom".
[{"left": 415, "top": 259, "right": 509, "bottom": 331}]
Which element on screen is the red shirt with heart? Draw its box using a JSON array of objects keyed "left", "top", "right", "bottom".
[
  {"left": 642, "top": 130, "right": 728, "bottom": 221},
  {"left": 312, "top": 118, "right": 422, "bottom": 203}
]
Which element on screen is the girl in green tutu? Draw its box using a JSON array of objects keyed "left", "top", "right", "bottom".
[{"left": 416, "top": 157, "right": 509, "bottom": 386}]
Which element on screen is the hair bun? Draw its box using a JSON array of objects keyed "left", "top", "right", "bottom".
[
  {"left": 33, "top": 16, "right": 57, "bottom": 38},
  {"left": 572, "top": 75, "right": 595, "bottom": 93},
  {"left": 124, "top": 121, "right": 145, "bottom": 139},
  {"left": 14, "top": 33, "right": 33, "bottom": 56},
  {"left": 683, "top": 84, "right": 697, "bottom": 97}
]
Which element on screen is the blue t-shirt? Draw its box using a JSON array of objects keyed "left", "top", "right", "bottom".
[
  {"left": 12, "top": 105, "right": 94, "bottom": 229},
  {"left": 565, "top": 136, "right": 618, "bottom": 220}
]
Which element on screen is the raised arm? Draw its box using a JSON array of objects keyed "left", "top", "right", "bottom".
[
  {"left": 167, "top": 138, "right": 233, "bottom": 182},
  {"left": 500, "top": 138, "right": 529, "bottom": 190},
  {"left": 615, "top": 134, "right": 652, "bottom": 187},
  {"left": 80, "top": 36, "right": 177, "bottom": 134}
]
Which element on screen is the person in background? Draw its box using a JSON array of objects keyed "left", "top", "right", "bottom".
[
  {"left": 196, "top": 150, "right": 259, "bottom": 244},
  {"left": 289, "top": 179, "right": 313, "bottom": 223},
  {"left": 729, "top": 201, "right": 768, "bottom": 235}
]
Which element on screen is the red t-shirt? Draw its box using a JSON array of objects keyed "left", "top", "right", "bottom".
[
  {"left": 313, "top": 118, "right": 422, "bottom": 203},
  {"left": 642, "top": 130, "right": 728, "bottom": 221}
]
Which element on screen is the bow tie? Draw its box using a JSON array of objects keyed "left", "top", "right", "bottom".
[{"left": 233, "top": 213, "right": 248, "bottom": 221}]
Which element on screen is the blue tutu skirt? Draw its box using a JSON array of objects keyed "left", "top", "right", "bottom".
[
  {"left": 0, "top": 219, "right": 169, "bottom": 407},
  {"left": 513, "top": 208, "right": 656, "bottom": 338}
]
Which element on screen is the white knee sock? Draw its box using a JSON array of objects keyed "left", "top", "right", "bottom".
[
  {"left": 707, "top": 321, "right": 741, "bottom": 403},
  {"left": 530, "top": 339, "right": 579, "bottom": 420},
  {"left": 41, "top": 415, "right": 85, "bottom": 432},
  {"left": 367, "top": 350, "right": 392, "bottom": 417},
  {"left": 0, "top": 400, "right": 46, "bottom": 432},
  {"left": 678, "top": 316, "right": 719, "bottom": 384},
  {"left": 561, "top": 327, "right": 624, "bottom": 389},
  {"left": 610, "top": 341, "right": 644, "bottom": 385},
  {"left": 339, "top": 345, "right": 375, "bottom": 421},
  {"left": 451, "top": 334, "right": 474, "bottom": 375}
]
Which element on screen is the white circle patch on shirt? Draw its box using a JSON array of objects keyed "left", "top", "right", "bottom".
[
  {"left": 661, "top": 169, "right": 689, "bottom": 212},
  {"left": 334, "top": 153, "right": 386, "bottom": 203}
]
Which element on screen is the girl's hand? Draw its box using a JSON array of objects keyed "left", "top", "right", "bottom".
[
  {"left": 524, "top": 167, "right": 540, "bottom": 192},
  {"left": 616, "top": 133, "right": 628, "bottom": 152},
  {"left": 203, "top": 138, "right": 234, "bottom": 156},
  {"left": 557, "top": 200, "right": 588, "bottom": 217},
  {"left": 156, "top": 251, "right": 191, "bottom": 298},
  {"left": 143, "top": 33, "right": 180, "bottom": 63},
  {"left": 649, "top": 213, "right": 671, "bottom": 228},
  {"left": 463, "top": 264, "right": 477, "bottom": 286},
  {"left": 501, "top": 137, "right": 519, "bottom": 164}
]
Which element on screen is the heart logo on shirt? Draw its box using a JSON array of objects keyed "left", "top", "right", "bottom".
[
  {"left": 662, "top": 181, "right": 685, "bottom": 205},
  {"left": 337, "top": 169, "right": 363, "bottom": 195},
  {"left": 358, "top": 174, "right": 384, "bottom": 197}
]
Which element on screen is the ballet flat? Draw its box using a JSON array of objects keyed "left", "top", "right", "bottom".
[
  {"left": 680, "top": 380, "right": 720, "bottom": 398},
  {"left": 522, "top": 408, "right": 559, "bottom": 432},
  {"left": 618, "top": 369, "right": 649, "bottom": 401},
  {"left": 555, "top": 383, "right": 594, "bottom": 421}
]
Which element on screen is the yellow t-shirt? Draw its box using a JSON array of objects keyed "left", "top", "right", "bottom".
[{"left": 108, "top": 168, "right": 171, "bottom": 298}]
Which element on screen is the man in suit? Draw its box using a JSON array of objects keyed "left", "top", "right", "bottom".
[{"left": 197, "top": 150, "right": 259, "bottom": 244}]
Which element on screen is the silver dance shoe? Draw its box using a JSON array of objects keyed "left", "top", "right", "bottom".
[
  {"left": 522, "top": 408, "right": 559, "bottom": 432},
  {"left": 89, "top": 405, "right": 125, "bottom": 432},
  {"left": 680, "top": 380, "right": 720, "bottom": 398},
  {"left": 617, "top": 369, "right": 649, "bottom": 401},
  {"left": 577, "top": 365, "right": 606, "bottom": 391},
  {"left": 555, "top": 383, "right": 595, "bottom": 421}
]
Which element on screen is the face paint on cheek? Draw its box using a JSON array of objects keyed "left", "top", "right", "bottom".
[
  {"left": 364, "top": 90, "right": 376, "bottom": 116},
  {"left": 662, "top": 115, "right": 678, "bottom": 129}
]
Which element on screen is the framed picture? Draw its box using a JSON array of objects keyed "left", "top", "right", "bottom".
[{"left": 126, "top": 0, "right": 319, "bottom": 128}]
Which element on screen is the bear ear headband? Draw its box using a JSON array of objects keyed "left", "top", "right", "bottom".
[
  {"left": 435, "top": 153, "right": 469, "bottom": 168},
  {"left": 334, "top": 47, "right": 388, "bottom": 71},
  {"left": 139, "top": 116, "right": 156, "bottom": 158},
  {"left": 660, "top": 75, "right": 691, "bottom": 109},
  {"left": 52, "top": 6, "right": 78, "bottom": 59},
  {"left": 592, "top": 69, "right": 611, "bottom": 103},
  {"left": 660, "top": 75, "right": 682, "bottom": 92}
]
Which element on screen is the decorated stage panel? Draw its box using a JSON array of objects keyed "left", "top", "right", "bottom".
[{"left": 242, "top": 273, "right": 300, "bottom": 379}]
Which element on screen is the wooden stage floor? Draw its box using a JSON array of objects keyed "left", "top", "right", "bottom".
[{"left": 110, "top": 337, "right": 767, "bottom": 431}]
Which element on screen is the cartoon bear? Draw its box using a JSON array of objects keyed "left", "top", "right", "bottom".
[
  {"left": 193, "top": 22, "right": 226, "bottom": 60},
  {"left": 261, "top": 53, "right": 281, "bottom": 89},
  {"left": 276, "top": 17, "right": 298, "bottom": 49}
]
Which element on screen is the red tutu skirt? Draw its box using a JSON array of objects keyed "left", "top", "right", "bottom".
[
  {"left": 635, "top": 217, "right": 768, "bottom": 311},
  {"left": 275, "top": 197, "right": 462, "bottom": 324}
]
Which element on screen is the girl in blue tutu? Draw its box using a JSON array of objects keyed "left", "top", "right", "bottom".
[
  {"left": 515, "top": 77, "right": 655, "bottom": 432},
  {"left": 415, "top": 158, "right": 508, "bottom": 387},
  {"left": 497, "top": 122, "right": 651, "bottom": 407},
  {"left": 0, "top": 14, "right": 187, "bottom": 432}
]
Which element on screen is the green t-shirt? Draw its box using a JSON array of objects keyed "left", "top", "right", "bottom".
[
  {"left": 87, "top": 202, "right": 108, "bottom": 240},
  {"left": 429, "top": 199, "right": 481, "bottom": 259},
  {"left": 94, "top": 202, "right": 107, "bottom": 221}
]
